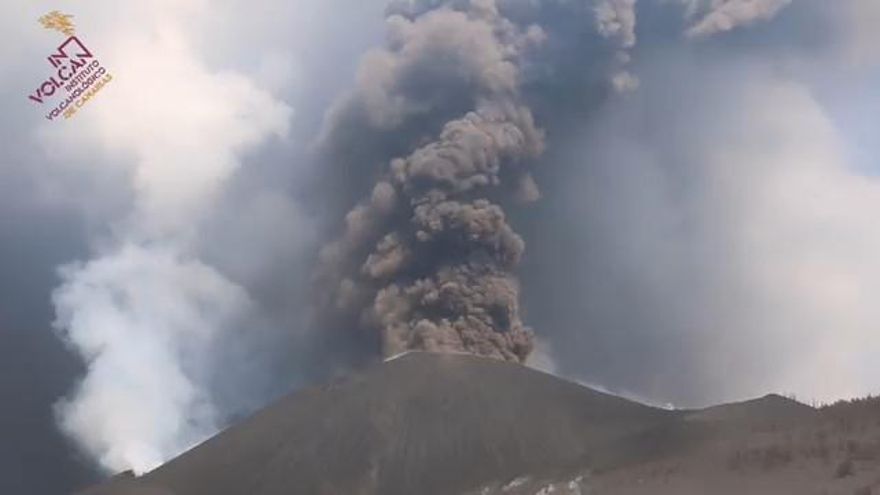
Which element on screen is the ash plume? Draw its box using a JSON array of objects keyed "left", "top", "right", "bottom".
[
  {"left": 594, "top": 0, "right": 639, "bottom": 92},
  {"left": 317, "top": 0, "right": 545, "bottom": 362}
]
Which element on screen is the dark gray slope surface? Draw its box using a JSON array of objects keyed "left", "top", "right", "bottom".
[
  {"left": 79, "top": 352, "right": 691, "bottom": 495},
  {"left": 685, "top": 393, "right": 817, "bottom": 427}
]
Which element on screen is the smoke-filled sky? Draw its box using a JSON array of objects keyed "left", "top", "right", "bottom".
[{"left": 0, "top": 0, "right": 878, "bottom": 493}]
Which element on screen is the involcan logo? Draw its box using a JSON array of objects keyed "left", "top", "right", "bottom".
[{"left": 29, "top": 11, "right": 113, "bottom": 121}]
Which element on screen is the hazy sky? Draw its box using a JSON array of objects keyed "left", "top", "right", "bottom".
[{"left": 1, "top": 1, "right": 878, "bottom": 493}]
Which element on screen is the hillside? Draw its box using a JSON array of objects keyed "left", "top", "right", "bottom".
[{"left": 78, "top": 353, "right": 880, "bottom": 495}]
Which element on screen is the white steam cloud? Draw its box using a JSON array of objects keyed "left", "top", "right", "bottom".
[
  {"left": 681, "top": 0, "right": 792, "bottom": 38},
  {"left": 53, "top": 245, "right": 252, "bottom": 472},
  {"left": 44, "top": 0, "right": 292, "bottom": 474}
]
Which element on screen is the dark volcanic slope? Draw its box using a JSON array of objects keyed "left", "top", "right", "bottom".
[
  {"left": 685, "top": 393, "right": 817, "bottom": 425},
  {"left": 80, "top": 352, "right": 691, "bottom": 495}
]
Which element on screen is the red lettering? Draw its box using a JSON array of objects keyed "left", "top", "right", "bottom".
[
  {"left": 48, "top": 36, "right": 93, "bottom": 68},
  {"left": 28, "top": 90, "right": 44, "bottom": 104},
  {"left": 40, "top": 81, "right": 56, "bottom": 97}
]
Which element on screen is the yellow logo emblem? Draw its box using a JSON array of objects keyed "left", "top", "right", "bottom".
[{"left": 39, "top": 11, "right": 76, "bottom": 37}]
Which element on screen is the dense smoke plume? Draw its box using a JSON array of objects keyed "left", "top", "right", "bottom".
[
  {"left": 39, "top": 0, "right": 296, "bottom": 474},
  {"left": 317, "top": 1, "right": 545, "bottom": 362}
]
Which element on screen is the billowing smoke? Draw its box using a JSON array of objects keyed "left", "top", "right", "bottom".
[
  {"left": 53, "top": 246, "right": 254, "bottom": 472},
  {"left": 312, "top": 0, "right": 800, "bottom": 366},
  {"left": 594, "top": 0, "right": 639, "bottom": 91},
  {"left": 45, "top": 1, "right": 293, "bottom": 474},
  {"left": 316, "top": 0, "right": 545, "bottom": 362}
]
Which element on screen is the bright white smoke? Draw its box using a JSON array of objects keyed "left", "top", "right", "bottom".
[
  {"left": 44, "top": 0, "right": 292, "bottom": 474},
  {"left": 53, "top": 245, "right": 253, "bottom": 472}
]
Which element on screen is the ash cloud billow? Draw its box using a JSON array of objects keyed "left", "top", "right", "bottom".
[
  {"left": 594, "top": 0, "right": 639, "bottom": 91},
  {"left": 312, "top": 0, "right": 802, "bottom": 367},
  {"left": 316, "top": 0, "right": 545, "bottom": 362}
]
